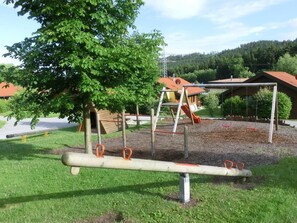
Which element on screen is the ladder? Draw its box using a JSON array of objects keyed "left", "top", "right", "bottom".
[{"left": 153, "top": 87, "right": 194, "bottom": 133}]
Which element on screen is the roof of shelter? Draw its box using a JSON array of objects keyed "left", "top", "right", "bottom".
[
  {"left": 158, "top": 77, "right": 204, "bottom": 95},
  {"left": 0, "top": 82, "right": 20, "bottom": 97},
  {"left": 260, "top": 71, "right": 297, "bottom": 89},
  {"left": 208, "top": 78, "right": 248, "bottom": 83}
]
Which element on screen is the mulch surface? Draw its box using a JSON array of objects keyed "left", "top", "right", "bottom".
[{"left": 55, "top": 119, "right": 297, "bottom": 168}]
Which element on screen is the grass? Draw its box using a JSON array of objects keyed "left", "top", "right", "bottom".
[
  {"left": 195, "top": 106, "right": 223, "bottom": 118},
  {"left": 0, "top": 120, "right": 6, "bottom": 129},
  {"left": 0, "top": 127, "right": 297, "bottom": 222}
]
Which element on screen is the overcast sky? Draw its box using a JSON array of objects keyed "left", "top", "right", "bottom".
[{"left": 1, "top": 0, "right": 297, "bottom": 64}]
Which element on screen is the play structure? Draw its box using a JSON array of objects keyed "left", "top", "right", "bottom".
[
  {"left": 182, "top": 82, "right": 278, "bottom": 143},
  {"left": 153, "top": 87, "right": 201, "bottom": 133},
  {"left": 181, "top": 104, "right": 201, "bottom": 123}
]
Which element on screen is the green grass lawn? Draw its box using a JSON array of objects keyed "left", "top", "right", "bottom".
[
  {"left": 195, "top": 106, "right": 223, "bottom": 118},
  {"left": 0, "top": 127, "right": 297, "bottom": 222}
]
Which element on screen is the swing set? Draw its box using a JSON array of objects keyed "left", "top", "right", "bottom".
[
  {"left": 183, "top": 82, "right": 278, "bottom": 143},
  {"left": 221, "top": 86, "right": 259, "bottom": 131}
]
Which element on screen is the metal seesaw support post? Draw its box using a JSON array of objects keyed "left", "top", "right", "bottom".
[{"left": 179, "top": 173, "right": 190, "bottom": 203}]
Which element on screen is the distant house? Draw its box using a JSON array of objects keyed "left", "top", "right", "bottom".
[
  {"left": 0, "top": 82, "right": 20, "bottom": 99},
  {"left": 208, "top": 77, "right": 248, "bottom": 84},
  {"left": 222, "top": 71, "right": 297, "bottom": 119},
  {"left": 207, "top": 77, "right": 249, "bottom": 93},
  {"left": 158, "top": 77, "right": 204, "bottom": 111}
]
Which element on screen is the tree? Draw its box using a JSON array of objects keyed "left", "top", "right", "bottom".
[
  {"left": 0, "top": 64, "right": 22, "bottom": 85},
  {"left": 179, "top": 72, "right": 197, "bottom": 83},
  {"left": 274, "top": 53, "right": 297, "bottom": 75},
  {"left": 4, "top": 0, "right": 164, "bottom": 153},
  {"left": 194, "top": 69, "right": 216, "bottom": 83}
]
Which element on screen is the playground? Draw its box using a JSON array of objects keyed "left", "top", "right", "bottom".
[
  {"left": 57, "top": 118, "right": 297, "bottom": 169},
  {"left": 1, "top": 119, "right": 297, "bottom": 222}
]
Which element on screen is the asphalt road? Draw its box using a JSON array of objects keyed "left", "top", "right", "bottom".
[{"left": 0, "top": 116, "right": 77, "bottom": 140}]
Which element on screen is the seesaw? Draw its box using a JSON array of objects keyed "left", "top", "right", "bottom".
[
  {"left": 61, "top": 151, "right": 252, "bottom": 203},
  {"left": 61, "top": 152, "right": 252, "bottom": 177}
]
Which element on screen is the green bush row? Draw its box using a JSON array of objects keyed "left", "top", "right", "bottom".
[{"left": 221, "top": 88, "right": 292, "bottom": 119}]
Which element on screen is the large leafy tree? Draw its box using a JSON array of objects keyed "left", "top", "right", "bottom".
[
  {"left": 274, "top": 53, "right": 297, "bottom": 75},
  {"left": 4, "top": 0, "right": 163, "bottom": 153}
]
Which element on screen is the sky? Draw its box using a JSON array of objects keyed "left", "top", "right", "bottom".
[{"left": 1, "top": 0, "right": 297, "bottom": 65}]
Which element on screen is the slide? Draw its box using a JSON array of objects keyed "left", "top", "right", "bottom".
[{"left": 181, "top": 105, "right": 201, "bottom": 123}]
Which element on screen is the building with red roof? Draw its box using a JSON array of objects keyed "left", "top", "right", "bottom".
[
  {"left": 222, "top": 71, "right": 297, "bottom": 119},
  {"left": 0, "top": 82, "right": 20, "bottom": 99}
]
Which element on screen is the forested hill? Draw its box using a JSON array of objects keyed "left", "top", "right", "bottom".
[{"left": 166, "top": 39, "right": 297, "bottom": 83}]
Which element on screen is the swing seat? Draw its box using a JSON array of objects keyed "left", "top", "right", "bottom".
[
  {"left": 246, "top": 127, "right": 257, "bottom": 131},
  {"left": 222, "top": 123, "right": 231, "bottom": 128}
]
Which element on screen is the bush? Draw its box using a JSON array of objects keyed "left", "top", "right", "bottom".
[
  {"left": 253, "top": 88, "right": 292, "bottom": 119},
  {"left": 203, "top": 92, "right": 219, "bottom": 117},
  {"left": 0, "top": 99, "right": 9, "bottom": 113},
  {"left": 221, "top": 96, "right": 245, "bottom": 117}
]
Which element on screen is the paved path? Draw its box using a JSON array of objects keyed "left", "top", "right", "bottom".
[
  {"left": 0, "top": 117, "right": 77, "bottom": 140},
  {"left": 284, "top": 120, "right": 297, "bottom": 128}
]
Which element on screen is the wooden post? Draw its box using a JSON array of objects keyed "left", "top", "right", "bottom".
[
  {"left": 95, "top": 109, "right": 102, "bottom": 144},
  {"left": 173, "top": 87, "right": 185, "bottom": 133},
  {"left": 83, "top": 106, "right": 93, "bottom": 154},
  {"left": 184, "top": 126, "right": 189, "bottom": 159},
  {"left": 122, "top": 110, "right": 126, "bottom": 148},
  {"left": 21, "top": 135, "right": 27, "bottom": 143},
  {"left": 153, "top": 87, "right": 166, "bottom": 131},
  {"left": 136, "top": 104, "right": 140, "bottom": 127},
  {"left": 275, "top": 95, "right": 278, "bottom": 131},
  {"left": 269, "top": 85, "right": 277, "bottom": 143},
  {"left": 151, "top": 108, "right": 155, "bottom": 158}
]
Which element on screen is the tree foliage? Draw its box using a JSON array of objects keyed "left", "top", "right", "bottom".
[
  {"left": 166, "top": 39, "right": 297, "bottom": 80},
  {"left": 274, "top": 53, "right": 297, "bottom": 75},
  {"left": 4, "top": 0, "right": 164, "bottom": 126}
]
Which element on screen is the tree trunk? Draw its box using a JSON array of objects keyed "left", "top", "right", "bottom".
[{"left": 83, "top": 105, "right": 93, "bottom": 154}]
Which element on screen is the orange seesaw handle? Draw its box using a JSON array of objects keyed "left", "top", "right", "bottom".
[
  {"left": 236, "top": 162, "right": 245, "bottom": 170},
  {"left": 122, "top": 147, "right": 133, "bottom": 160},
  {"left": 224, "top": 160, "right": 233, "bottom": 169},
  {"left": 95, "top": 144, "right": 105, "bottom": 158}
]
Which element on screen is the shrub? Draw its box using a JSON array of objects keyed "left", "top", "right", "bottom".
[
  {"left": 253, "top": 88, "right": 292, "bottom": 119},
  {"left": 203, "top": 92, "right": 219, "bottom": 117},
  {"left": 221, "top": 96, "right": 245, "bottom": 117}
]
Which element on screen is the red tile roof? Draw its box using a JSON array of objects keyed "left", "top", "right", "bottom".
[
  {"left": 158, "top": 77, "right": 204, "bottom": 95},
  {"left": 263, "top": 71, "right": 297, "bottom": 88},
  {"left": 0, "top": 82, "right": 20, "bottom": 97}
]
